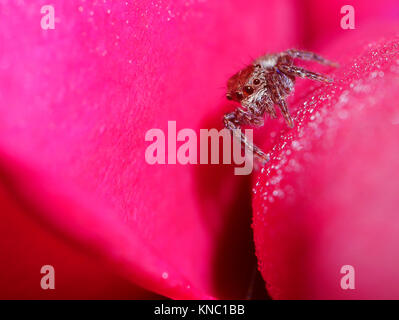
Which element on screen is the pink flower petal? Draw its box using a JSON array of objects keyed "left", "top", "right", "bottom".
[
  {"left": 253, "top": 25, "right": 399, "bottom": 299},
  {"left": 0, "top": 168, "right": 160, "bottom": 299},
  {"left": 0, "top": 1, "right": 296, "bottom": 298},
  {"left": 301, "top": 0, "right": 399, "bottom": 47}
]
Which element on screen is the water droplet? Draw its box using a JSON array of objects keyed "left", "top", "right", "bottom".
[
  {"left": 291, "top": 140, "right": 302, "bottom": 151},
  {"left": 338, "top": 110, "right": 349, "bottom": 119}
]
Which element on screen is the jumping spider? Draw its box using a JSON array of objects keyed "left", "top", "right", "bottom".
[{"left": 224, "top": 49, "right": 338, "bottom": 162}]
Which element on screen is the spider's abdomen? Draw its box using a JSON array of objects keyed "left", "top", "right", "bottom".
[{"left": 255, "top": 55, "right": 278, "bottom": 68}]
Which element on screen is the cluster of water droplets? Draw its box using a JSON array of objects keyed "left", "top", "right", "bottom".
[{"left": 253, "top": 37, "right": 399, "bottom": 220}]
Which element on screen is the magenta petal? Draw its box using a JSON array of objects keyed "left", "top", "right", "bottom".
[
  {"left": 0, "top": 163, "right": 161, "bottom": 299},
  {"left": 0, "top": 1, "right": 297, "bottom": 298},
  {"left": 0, "top": 150, "right": 210, "bottom": 299},
  {"left": 301, "top": 0, "right": 399, "bottom": 47},
  {"left": 253, "top": 26, "right": 399, "bottom": 299}
]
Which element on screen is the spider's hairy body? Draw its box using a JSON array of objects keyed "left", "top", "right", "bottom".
[{"left": 224, "top": 49, "right": 338, "bottom": 162}]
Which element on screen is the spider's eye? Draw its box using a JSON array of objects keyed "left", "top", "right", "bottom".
[
  {"left": 244, "top": 86, "right": 254, "bottom": 94},
  {"left": 235, "top": 92, "right": 244, "bottom": 100},
  {"left": 226, "top": 93, "right": 232, "bottom": 100},
  {"left": 253, "top": 79, "right": 260, "bottom": 85}
]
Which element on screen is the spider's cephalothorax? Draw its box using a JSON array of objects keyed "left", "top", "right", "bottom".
[{"left": 224, "top": 49, "right": 338, "bottom": 162}]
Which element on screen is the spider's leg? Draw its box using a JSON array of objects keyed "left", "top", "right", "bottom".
[
  {"left": 277, "top": 98, "right": 294, "bottom": 128},
  {"left": 265, "top": 102, "right": 277, "bottom": 119},
  {"left": 270, "top": 89, "right": 295, "bottom": 129},
  {"left": 224, "top": 110, "right": 269, "bottom": 163},
  {"left": 279, "top": 65, "right": 333, "bottom": 83},
  {"left": 285, "top": 49, "right": 339, "bottom": 67}
]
